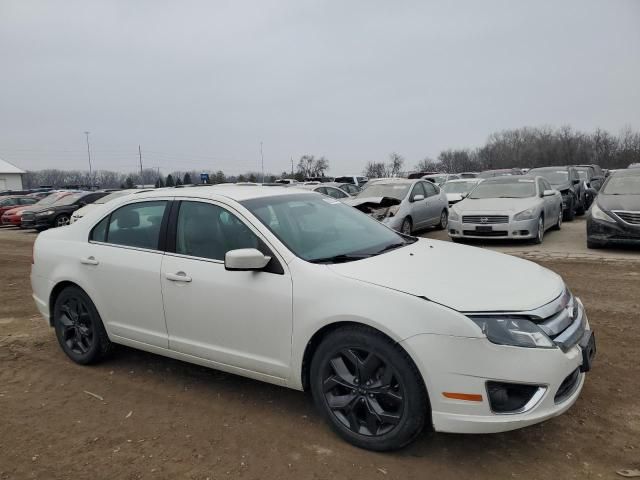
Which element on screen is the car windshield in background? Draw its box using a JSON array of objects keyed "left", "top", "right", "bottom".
[
  {"left": 96, "top": 190, "right": 130, "bottom": 204},
  {"left": 576, "top": 169, "right": 589, "bottom": 180},
  {"left": 442, "top": 181, "right": 477, "bottom": 194},
  {"left": 468, "top": 179, "right": 536, "bottom": 199},
  {"left": 357, "top": 183, "right": 411, "bottom": 200},
  {"left": 426, "top": 176, "right": 447, "bottom": 184},
  {"left": 36, "top": 193, "right": 68, "bottom": 206},
  {"left": 53, "top": 193, "right": 84, "bottom": 206},
  {"left": 602, "top": 175, "right": 640, "bottom": 195},
  {"left": 530, "top": 169, "right": 568, "bottom": 185},
  {"left": 242, "top": 193, "right": 410, "bottom": 263}
]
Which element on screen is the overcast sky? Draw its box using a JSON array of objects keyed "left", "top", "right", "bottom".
[{"left": 1, "top": 0, "right": 639, "bottom": 175}]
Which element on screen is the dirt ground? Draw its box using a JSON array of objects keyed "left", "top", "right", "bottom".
[{"left": 0, "top": 228, "right": 639, "bottom": 480}]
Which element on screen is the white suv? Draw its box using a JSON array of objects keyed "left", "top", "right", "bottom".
[{"left": 31, "top": 186, "right": 595, "bottom": 451}]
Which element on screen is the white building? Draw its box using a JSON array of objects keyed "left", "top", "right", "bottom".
[{"left": 0, "top": 158, "right": 25, "bottom": 191}]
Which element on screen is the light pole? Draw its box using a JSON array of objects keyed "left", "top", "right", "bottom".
[
  {"left": 260, "top": 141, "right": 265, "bottom": 184},
  {"left": 84, "top": 131, "right": 93, "bottom": 187}
]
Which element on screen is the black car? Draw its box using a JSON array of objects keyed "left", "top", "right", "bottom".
[
  {"left": 21, "top": 191, "right": 109, "bottom": 230},
  {"left": 528, "top": 166, "right": 585, "bottom": 220},
  {"left": 586, "top": 169, "right": 640, "bottom": 248}
]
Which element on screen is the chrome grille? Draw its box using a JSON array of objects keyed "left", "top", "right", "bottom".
[
  {"left": 613, "top": 210, "right": 640, "bottom": 225},
  {"left": 462, "top": 215, "right": 509, "bottom": 224}
]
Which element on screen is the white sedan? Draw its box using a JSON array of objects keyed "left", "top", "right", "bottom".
[{"left": 31, "top": 186, "right": 595, "bottom": 451}]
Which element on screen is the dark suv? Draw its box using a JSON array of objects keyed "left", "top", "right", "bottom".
[
  {"left": 574, "top": 165, "right": 605, "bottom": 208},
  {"left": 528, "top": 166, "right": 585, "bottom": 220},
  {"left": 21, "top": 191, "right": 109, "bottom": 230}
]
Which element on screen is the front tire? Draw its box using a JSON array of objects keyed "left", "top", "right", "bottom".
[
  {"left": 310, "top": 325, "right": 427, "bottom": 451},
  {"left": 54, "top": 214, "right": 70, "bottom": 228},
  {"left": 563, "top": 197, "right": 576, "bottom": 221},
  {"left": 400, "top": 217, "right": 412, "bottom": 235},
  {"left": 552, "top": 208, "right": 562, "bottom": 230},
  {"left": 53, "top": 286, "right": 112, "bottom": 365}
]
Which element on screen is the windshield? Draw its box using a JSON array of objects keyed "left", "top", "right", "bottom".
[
  {"left": 242, "top": 193, "right": 409, "bottom": 263},
  {"left": 442, "top": 181, "right": 478, "bottom": 194},
  {"left": 53, "top": 193, "right": 84, "bottom": 206},
  {"left": 35, "top": 192, "right": 69, "bottom": 206},
  {"left": 356, "top": 183, "right": 411, "bottom": 200},
  {"left": 469, "top": 179, "right": 536, "bottom": 199},
  {"left": 575, "top": 169, "right": 589, "bottom": 180},
  {"left": 529, "top": 169, "right": 568, "bottom": 185},
  {"left": 96, "top": 190, "right": 132, "bottom": 204},
  {"left": 602, "top": 175, "right": 640, "bottom": 195}
]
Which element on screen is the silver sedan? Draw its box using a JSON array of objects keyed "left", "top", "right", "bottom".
[
  {"left": 448, "top": 175, "right": 563, "bottom": 244},
  {"left": 345, "top": 178, "right": 449, "bottom": 234}
]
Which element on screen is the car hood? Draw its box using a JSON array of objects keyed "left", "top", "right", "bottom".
[
  {"left": 597, "top": 194, "right": 640, "bottom": 212},
  {"left": 328, "top": 238, "right": 564, "bottom": 312},
  {"left": 548, "top": 181, "right": 571, "bottom": 191},
  {"left": 3, "top": 205, "right": 33, "bottom": 215},
  {"left": 453, "top": 197, "right": 537, "bottom": 214}
]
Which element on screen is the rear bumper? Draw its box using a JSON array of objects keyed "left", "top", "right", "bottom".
[{"left": 448, "top": 218, "right": 538, "bottom": 240}]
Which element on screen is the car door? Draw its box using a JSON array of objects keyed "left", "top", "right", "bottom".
[
  {"left": 160, "top": 199, "right": 293, "bottom": 380},
  {"left": 407, "top": 182, "right": 429, "bottom": 227},
  {"left": 83, "top": 199, "right": 171, "bottom": 348},
  {"left": 422, "top": 181, "right": 443, "bottom": 225}
]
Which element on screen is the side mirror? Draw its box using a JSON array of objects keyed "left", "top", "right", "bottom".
[
  {"left": 412, "top": 194, "right": 425, "bottom": 202},
  {"left": 543, "top": 189, "right": 556, "bottom": 197},
  {"left": 225, "top": 248, "right": 270, "bottom": 271}
]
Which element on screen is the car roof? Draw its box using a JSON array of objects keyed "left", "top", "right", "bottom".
[
  {"left": 444, "top": 178, "right": 481, "bottom": 183},
  {"left": 612, "top": 168, "right": 640, "bottom": 177},
  {"left": 368, "top": 177, "right": 414, "bottom": 184},
  {"left": 530, "top": 166, "right": 570, "bottom": 171},
  {"left": 122, "top": 185, "right": 315, "bottom": 202},
  {"left": 482, "top": 175, "right": 537, "bottom": 184}
]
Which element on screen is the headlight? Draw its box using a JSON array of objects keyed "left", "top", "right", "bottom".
[
  {"left": 385, "top": 205, "right": 400, "bottom": 218},
  {"left": 449, "top": 209, "right": 459, "bottom": 221},
  {"left": 469, "top": 316, "right": 555, "bottom": 348},
  {"left": 36, "top": 210, "right": 55, "bottom": 216},
  {"left": 513, "top": 208, "right": 536, "bottom": 221},
  {"left": 590, "top": 202, "right": 615, "bottom": 223}
]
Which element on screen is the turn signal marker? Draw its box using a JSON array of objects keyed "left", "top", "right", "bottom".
[{"left": 443, "top": 392, "right": 483, "bottom": 402}]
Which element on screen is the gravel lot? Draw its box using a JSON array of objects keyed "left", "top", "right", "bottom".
[{"left": 1, "top": 225, "right": 639, "bottom": 480}]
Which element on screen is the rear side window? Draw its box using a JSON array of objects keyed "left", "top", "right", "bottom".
[
  {"left": 90, "top": 201, "right": 167, "bottom": 250},
  {"left": 325, "top": 187, "right": 348, "bottom": 199},
  {"left": 175, "top": 201, "right": 260, "bottom": 261}
]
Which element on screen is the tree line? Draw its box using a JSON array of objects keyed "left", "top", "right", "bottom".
[{"left": 21, "top": 125, "right": 640, "bottom": 188}]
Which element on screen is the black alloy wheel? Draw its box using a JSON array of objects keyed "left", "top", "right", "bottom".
[
  {"left": 322, "top": 348, "right": 404, "bottom": 437},
  {"left": 310, "top": 326, "right": 427, "bottom": 451},
  {"left": 54, "top": 286, "right": 112, "bottom": 364}
]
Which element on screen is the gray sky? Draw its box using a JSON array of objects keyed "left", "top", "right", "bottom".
[{"left": 1, "top": 0, "right": 639, "bottom": 175}]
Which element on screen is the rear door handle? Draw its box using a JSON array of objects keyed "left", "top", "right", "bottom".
[
  {"left": 80, "top": 256, "right": 99, "bottom": 266},
  {"left": 165, "top": 271, "right": 192, "bottom": 283}
]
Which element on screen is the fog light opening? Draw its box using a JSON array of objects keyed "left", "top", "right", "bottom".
[{"left": 486, "top": 381, "right": 545, "bottom": 414}]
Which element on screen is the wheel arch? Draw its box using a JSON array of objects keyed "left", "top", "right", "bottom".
[{"left": 48, "top": 280, "right": 84, "bottom": 326}]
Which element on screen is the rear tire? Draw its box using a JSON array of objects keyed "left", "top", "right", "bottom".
[
  {"left": 436, "top": 210, "right": 448, "bottom": 230},
  {"left": 310, "top": 325, "right": 427, "bottom": 451},
  {"left": 532, "top": 216, "right": 544, "bottom": 244},
  {"left": 53, "top": 286, "right": 112, "bottom": 365},
  {"left": 54, "top": 214, "right": 70, "bottom": 228},
  {"left": 552, "top": 208, "right": 563, "bottom": 230}
]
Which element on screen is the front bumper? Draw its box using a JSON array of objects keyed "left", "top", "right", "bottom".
[
  {"left": 21, "top": 215, "right": 53, "bottom": 229},
  {"left": 381, "top": 215, "right": 403, "bottom": 232},
  {"left": 448, "top": 217, "right": 538, "bottom": 240},
  {"left": 587, "top": 216, "right": 640, "bottom": 245},
  {"left": 401, "top": 299, "right": 593, "bottom": 434}
]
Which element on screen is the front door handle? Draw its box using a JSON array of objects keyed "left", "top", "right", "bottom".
[
  {"left": 165, "top": 271, "right": 192, "bottom": 283},
  {"left": 80, "top": 256, "right": 99, "bottom": 266}
]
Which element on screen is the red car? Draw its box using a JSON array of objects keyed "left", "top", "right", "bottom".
[
  {"left": 0, "top": 195, "right": 38, "bottom": 217},
  {"left": 1, "top": 192, "right": 72, "bottom": 226}
]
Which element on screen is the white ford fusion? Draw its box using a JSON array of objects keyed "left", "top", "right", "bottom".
[{"left": 31, "top": 186, "right": 595, "bottom": 451}]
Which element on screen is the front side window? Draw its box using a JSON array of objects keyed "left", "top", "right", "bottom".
[
  {"left": 325, "top": 187, "right": 347, "bottom": 199},
  {"left": 422, "top": 182, "right": 438, "bottom": 197},
  {"left": 410, "top": 182, "right": 425, "bottom": 200},
  {"left": 91, "top": 201, "right": 167, "bottom": 250},
  {"left": 176, "top": 201, "right": 260, "bottom": 261}
]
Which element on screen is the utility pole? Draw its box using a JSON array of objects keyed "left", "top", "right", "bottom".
[
  {"left": 84, "top": 131, "right": 92, "bottom": 187},
  {"left": 291, "top": 157, "right": 294, "bottom": 177},
  {"left": 260, "top": 141, "right": 265, "bottom": 183},
  {"left": 138, "top": 145, "right": 143, "bottom": 178}
]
